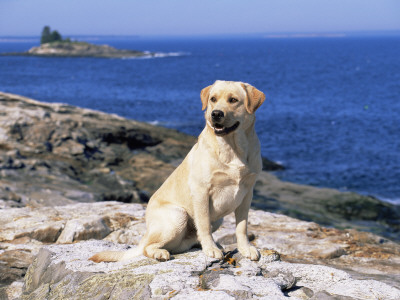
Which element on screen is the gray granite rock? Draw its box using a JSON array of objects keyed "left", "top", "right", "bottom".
[
  {"left": 0, "top": 202, "right": 399, "bottom": 299},
  {"left": 19, "top": 240, "right": 400, "bottom": 300},
  {"left": 0, "top": 91, "right": 195, "bottom": 208}
]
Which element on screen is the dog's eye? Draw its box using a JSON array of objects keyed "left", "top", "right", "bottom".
[
  {"left": 228, "top": 97, "right": 238, "bottom": 104},
  {"left": 210, "top": 97, "right": 217, "bottom": 103}
]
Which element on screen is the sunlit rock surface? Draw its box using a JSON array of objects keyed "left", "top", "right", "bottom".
[{"left": 1, "top": 202, "right": 399, "bottom": 299}]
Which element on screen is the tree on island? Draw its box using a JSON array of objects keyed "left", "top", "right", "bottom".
[{"left": 40, "top": 26, "right": 63, "bottom": 44}]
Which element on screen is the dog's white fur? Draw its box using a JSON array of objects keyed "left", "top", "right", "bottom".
[{"left": 90, "top": 80, "right": 265, "bottom": 262}]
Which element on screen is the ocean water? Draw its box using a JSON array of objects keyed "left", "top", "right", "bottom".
[{"left": 0, "top": 35, "right": 399, "bottom": 204}]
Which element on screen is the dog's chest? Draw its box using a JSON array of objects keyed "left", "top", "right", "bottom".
[{"left": 209, "top": 165, "right": 256, "bottom": 220}]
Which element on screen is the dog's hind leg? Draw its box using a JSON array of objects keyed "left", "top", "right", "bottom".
[
  {"left": 142, "top": 204, "right": 189, "bottom": 261},
  {"left": 171, "top": 219, "right": 199, "bottom": 254},
  {"left": 172, "top": 218, "right": 223, "bottom": 255},
  {"left": 143, "top": 241, "right": 171, "bottom": 261}
]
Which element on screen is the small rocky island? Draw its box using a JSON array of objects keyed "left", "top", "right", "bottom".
[
  {"left": 2, "top": 26, "right": 151, "bottom": 58},
  {"left": 25, "top": 41, "right": 151, "bottom": 58}
]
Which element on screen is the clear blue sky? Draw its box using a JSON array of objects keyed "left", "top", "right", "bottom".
[{"left": 1, "top": 0, "right": 399, "bottom": 36}]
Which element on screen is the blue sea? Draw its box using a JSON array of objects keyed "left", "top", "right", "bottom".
[{"left": 0, "top": 35, "right": 399, "bottom": 204}]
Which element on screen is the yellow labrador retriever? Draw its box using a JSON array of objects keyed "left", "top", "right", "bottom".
[{"left": 90, "top": 80, "right": 265, "bottom": 262}]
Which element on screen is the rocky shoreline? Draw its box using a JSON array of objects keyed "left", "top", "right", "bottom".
[
  {"left": 0, "top": 91, "right": 398, "bottom": 239},
  {"left": 1, "top": 41, "right": 151, "bottom": 58},
  {"left": 0, "top": 91, "right": 399, "bottom": 299},
  {"left": 1, "top": 202, "right": 400, "bottom": 299}
]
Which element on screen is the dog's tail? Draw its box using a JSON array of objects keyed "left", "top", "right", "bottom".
[{"left": 89, "top": 246, "right": 143, "bottom": 263}]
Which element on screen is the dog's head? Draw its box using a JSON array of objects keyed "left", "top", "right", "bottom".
[{"left": 201, "top": 80, "right": 265, "bottom": 136}]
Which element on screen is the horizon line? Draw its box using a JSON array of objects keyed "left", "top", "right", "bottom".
[{"left": 1, "top": 29, "right": 400, "bottom": 39}]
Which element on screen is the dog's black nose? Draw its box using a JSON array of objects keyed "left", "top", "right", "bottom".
[{"left": 211, "top": 110, "right": 224, "bottom": 121}]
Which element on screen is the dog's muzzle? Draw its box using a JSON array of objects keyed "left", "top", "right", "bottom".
[
  {"left": 211, "top": 110, "right": 239, "bottom": 136},
  {"left": 212, "top": 121, "right": 240, "bottom": 136}
]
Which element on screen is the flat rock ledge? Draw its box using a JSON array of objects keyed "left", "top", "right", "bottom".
[
  {"left": 1, "top": 202, "right": 400, "bottom": 299},
  {"left": 20, "top": 241, "right": 400, "bottom": 300}
]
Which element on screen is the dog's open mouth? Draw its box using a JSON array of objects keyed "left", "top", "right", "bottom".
[{"left": 212, "top": 121, "right": 240, "bottom": 136}]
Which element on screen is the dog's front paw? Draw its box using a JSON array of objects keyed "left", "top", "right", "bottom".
[
  {"left": 203, "top": 246, "right": 224, "bottom": 260},
  {"left": 239, "top": 245, "right": 260, "bottom": 261}
]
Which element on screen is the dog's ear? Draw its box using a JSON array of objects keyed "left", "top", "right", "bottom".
[
  {"left": 200, "top": 85, "right": 212, "bottom": 111},
  {"left": 242, "top": 83, "right": 265, "bottom": 114}
]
